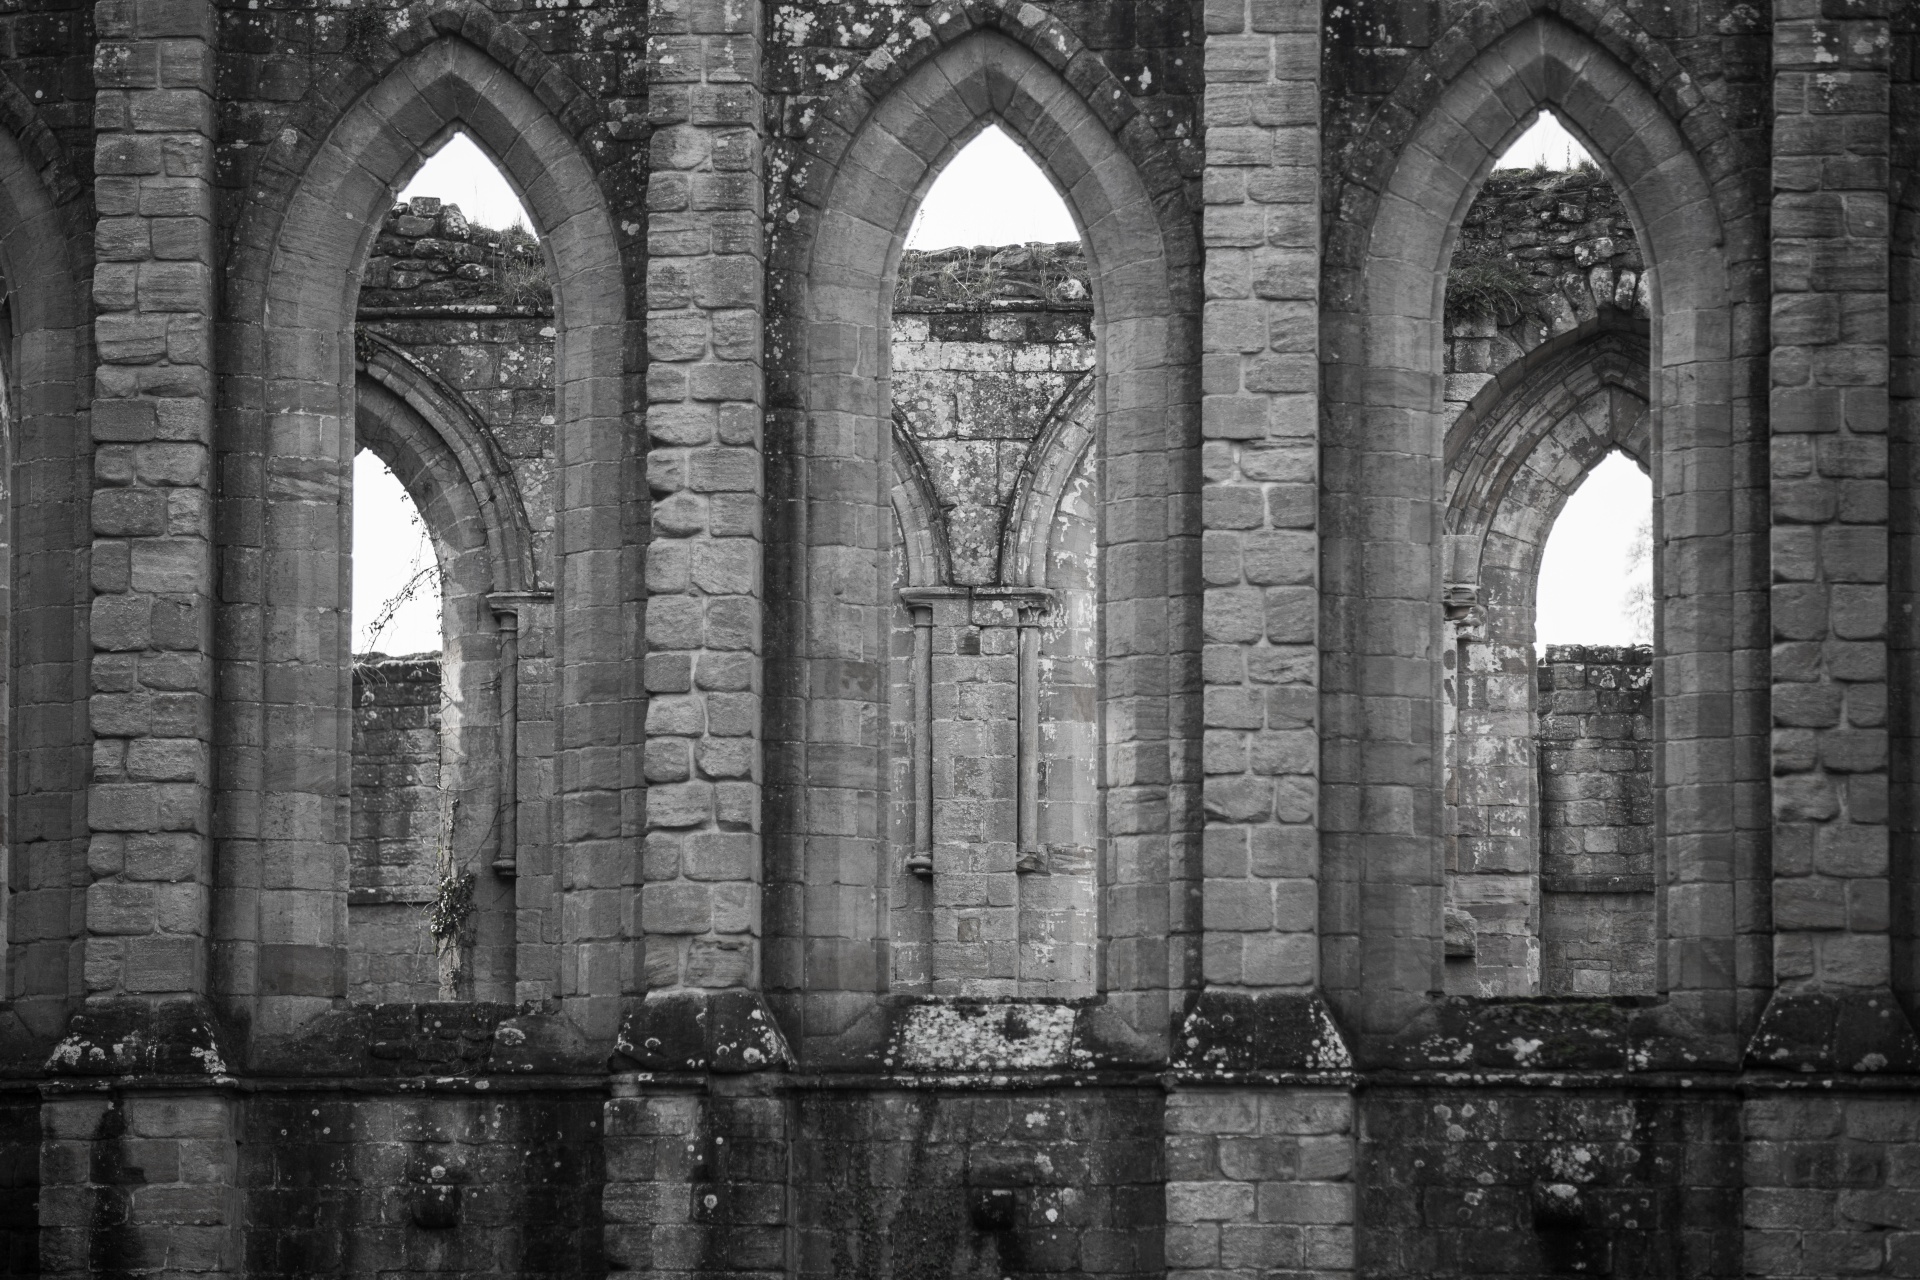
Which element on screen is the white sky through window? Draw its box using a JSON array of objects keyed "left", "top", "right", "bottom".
[
  {"left": 1496, "top": 110, "right": 1592, "bottom": 169},
  {"left": 1535, "top": 452, "right": 1652, "bottom": 651},
  {"left": 353, "top": 451, "right": 442, "bottom": 655},
  {"left": 397, "top": 131, "right": 533, "bottom": 232},
  {"left": 906, "top": 125, "right": 1078, "bottom": 250}
]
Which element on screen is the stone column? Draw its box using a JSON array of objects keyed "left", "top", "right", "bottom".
[
  {"left": 1165, "top": 1085, "right": 1355, "bottom": 1280},
  {"left": 603, "top": 1075, "right": 788, "bottom": 1280},
  {"left": 486, "top": 589, "right": 550, "bottom": 881},
  {"left": 902, "top": 591, "right": 940, "bottom": 879},
  {"left": 602, "top": 1081, "right": 702, "bottom": 1280},
  {"left": 1755, "top": 0, "right": 1920, "bottom": 1068},
  {"left": 83, "top": 0, "right": 220, "bottom": 1020},
  {"left": 1190, "top": 0, "right": 1336, "bottom": 1057},
  {"left": 631, "top": 0, "right": 777, "bottom": 1050},
  {"left": 1741, "top": 1092, "right": 1920, "bottom": 1275}
]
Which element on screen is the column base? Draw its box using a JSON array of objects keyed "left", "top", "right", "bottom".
[
  {"left": 1173, "top": 989, "right": 1353, "bottom": 1071},
  {"left": 613, "top": 989, "right": 791, "bottom": 1072},
  {"left": 1745, "top": 988, "right": 1920, "bottom": 1073},
  {"left": 45, "top": 998, "right": 232, "bottom": 1077}
]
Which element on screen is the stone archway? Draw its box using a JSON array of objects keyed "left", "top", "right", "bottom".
[
  {"left": 347, "top": 375, "right": 520, "bottom": 1003},
  {"left": 1442, "top": 326, "right": 1653, "bottom": 998},
  {"left": 214, "top": 37, "right": 630, "bottom": 1045},
  {"left": 767, "top": 28, "right": 1198, "bottom": 1061},
  {"left": 1322, "top": 16, "right": 1750, "bottom": 1051}
]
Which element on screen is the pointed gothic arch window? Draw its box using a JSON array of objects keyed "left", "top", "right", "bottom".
[
  {"left": 215, "top": 40, "right": 627, "bottom": 1041},
  {"left": 1439, "top": 108, "right": 1658, "bottom": 999},
  {"left": 1533, "top": 452, "right": 1656, "bottom": 998},
  {"left": 887, "top": 123, "right": 1101, "bottom": 998},
  {"left": 769, "top": 33, "right": 1191, "bottom": 1052},
  {"left": 344, "top": 128, "right": 553, "bottom": 1004}
]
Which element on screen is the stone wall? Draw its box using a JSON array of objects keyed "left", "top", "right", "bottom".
[
  {"left": 892, "top": 243, "right": 1094, "bottom": 584},
  {"left": 1164, "top": 1087, "right": 1356, "bottom": 1280},
  {"left": 0, "top": 2, "right": 1916, "bottom": 1278},
  {"left": 348, "top": 655, "right": 444, "bottom": 1005},
  {"left": 0, "top": 1099, "right": 36, "bottom": 1280},
  {"left": 1537, "top": 646, "right": 1656, "bottom": 998},
  {"left": 360, "top": 197, "right": 552, "bottom": 312},
  {"left": 240, "top": 1089, "right": 605, "bottom": 1279},
  {"left": 791, "top": 1088, "right": 1165, "bottom": 1278},
  {"left": 883, "top": 245, "right": 1103, "bottom": 998},
  {"left": 1358, "top": 1088, "right": 1742, "bottom": 1278},
  {"left": 1445, "top": 167, "right": 1649, "bottom": 415},
  {"left": 1743, "top": 1094, "right": 1920, "bottom": 1279}
]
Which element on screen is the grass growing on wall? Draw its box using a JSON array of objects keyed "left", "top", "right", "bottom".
[{"left": 1446, "top": 242, "right": 1531, "bottom": 322}]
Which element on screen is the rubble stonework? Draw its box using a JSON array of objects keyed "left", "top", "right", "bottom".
[
  {"left": 360, "top": 197, "right": 554, "bottom": 311},
  {"left": 1444, "top": 166, "right": 1650, "bottom": 416},
  {"left": 0, "top": 0, "right": 1907, "bottom": 1276}
]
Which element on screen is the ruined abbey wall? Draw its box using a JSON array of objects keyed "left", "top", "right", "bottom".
[{"left": 0, "top": 0, "right": 1907, "bottom": 1276}]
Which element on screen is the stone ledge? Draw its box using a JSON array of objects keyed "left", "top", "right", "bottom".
[
  {"left": 1540, "top": 643, "right": 1652, "bottom": 666},
  {"left": 1172, "top": 990, "right": 1353, "bottom": 1072},
  {"left": 247, "top": 1002, "right": 595, "bottom": 1076},
  {"left": 1358, "top": 996, "right": 1739, "bottom": 1073},
  {"left": 45, "top": 999, "right": 233, "bottom": 1078},
  {"left": 347, "top": 887, "right": 436, "bottom": 906},
  {"left": 1541, "top": 873, "right": 1654, "bottom": 894},
  {"left": 769, "top": 994, "right": 1168, "bottom": 1071},
  {"left": 613, "top": 990, "right": 791, "bottom": 1073},
  {"left": 1745, "top": 988, "right": 1920, "bottom": 1074}
]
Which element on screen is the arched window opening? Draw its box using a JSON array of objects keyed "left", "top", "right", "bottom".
[
  {"left": 1534, "top": 453, "right": 1656, "bottom": 998},
  {"left": 887, "top": 123, "right": 1100, "bottom": 998},
  {"left": 347, "top": 453, "right": 447, "bottom": 1003},
  {"left": 344, "top": 129, "right": 555, "bottom": 1005},
  {"left": 353, "top": 451, "right": 442, "bottom": 657},
  {"left": 399, "top": 131, "right": 534, "bottom": 233},
  {"left": 1440, "top": 109, "right": 1656, "bottom": 999},
  {"left": 904, "top": 126, "right": 1079, "bottom": 251},
  {"left": 1537, "top": 452, "right": 1654, "bottom": 653}
]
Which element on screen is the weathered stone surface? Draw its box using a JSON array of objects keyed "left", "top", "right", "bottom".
[
  {"left": 614, "top": 990, "right": 791, "bottom": 1073},
  {"left": 360, "top": 197, "right": 552, "bottom": 312},
  {"left": 1538, "top": 647, "right": 1656, "bottom": 998},
  {"left": 0, "top": 0, "right": 1912, "bottom": 1276}
]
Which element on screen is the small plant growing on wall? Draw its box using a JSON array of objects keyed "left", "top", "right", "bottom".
[
  {"left": 1445, "top": 242, "right": 1530, "bottom": 323},
  {"left": 424, "top": 793, "right": 475, "bottom": 1001},
  {"left": 491, "top": 225, "right": 550, "bottom": 309}
]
